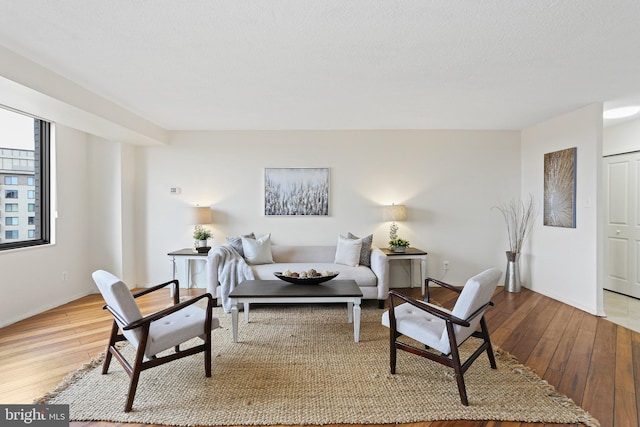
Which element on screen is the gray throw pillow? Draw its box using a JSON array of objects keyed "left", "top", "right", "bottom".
[
  {"left": 347, "top": 232, "right": 373, "bottom": 267},
  {"left": 226, "top": 232, "right": 255, "bottom": 257}
]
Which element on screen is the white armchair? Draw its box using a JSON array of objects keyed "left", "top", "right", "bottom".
[
  {"left": 92, "top": 270, "right": 219, "bottom": 412},
  {"left": 381, "top": 268, "right": 502, "bottom": 405}
]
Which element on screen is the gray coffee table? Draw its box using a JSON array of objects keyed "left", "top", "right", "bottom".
[{"left": 228, "top": 279, "right": 363, "bottom": 343}]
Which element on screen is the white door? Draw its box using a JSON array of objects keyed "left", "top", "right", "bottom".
[{"left": 604, "top": 151, "right": 640, "bottom": 298}]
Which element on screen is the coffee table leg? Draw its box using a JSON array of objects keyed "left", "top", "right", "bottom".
[
  {"left": 347, "top": 301, "right": 353, "bottom": 323},
  {"left": 231, "top": 302, "right": 239, "bottom": 343},
  {"left": 353, "top": 300, "right": 361, "bottom": 343},
  {"left": 244, "top": 302, "right": 250, "bottom": 323}
]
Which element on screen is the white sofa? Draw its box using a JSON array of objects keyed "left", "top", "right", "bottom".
[{"left": 207, "top": 244, "right": 390, "bottom": 308}]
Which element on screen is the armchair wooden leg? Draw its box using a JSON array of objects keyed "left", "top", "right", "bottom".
[
  {"left": 446, "top": 322, "right": 469, "bottom": 406},
  {"left": 125, "top": 345, "right": 146, "bottom": 412},
  {"left": 125, "top": 372, "right": 141, "bottom": 412},
  {"left": 449, "top": 344, "right": 469, "bottom": 406},
  {"left": 102, "top": 321, "right": 119, "bottom": 374},
  {"left": 390, "top": 333, "right": 398, "bottom": 374},
  {"left": 123, "top": 324, "right": 150, "bottom": 412},
  {"left": 204, "top": 320, "right": 212, "bottom": 377},
  {"left": 480, "top": 317, "right": 497, "bottom": 369}
]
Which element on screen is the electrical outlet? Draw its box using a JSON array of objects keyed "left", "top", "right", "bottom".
[
  {"left": 62, "top": 271, "right": 68, "bottom": 281},
  {"left": 442, "top": 261, "right": 449, "bottom": 270}
]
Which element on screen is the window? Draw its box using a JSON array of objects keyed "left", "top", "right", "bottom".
[{"left": 0, "top": 107, "right": 51, "bottom": 250}]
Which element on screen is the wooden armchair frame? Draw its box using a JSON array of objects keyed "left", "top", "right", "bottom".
[
  {"left": 101, "top": 279, "right": 215, "bottom": 412},
  {"left": 387, "top": 276, "right": 497, "bottom": 406}
]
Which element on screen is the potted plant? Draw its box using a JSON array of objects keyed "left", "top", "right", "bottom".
[
  {"left": 389, "top": 238, "right": 410, "bottom": 253},
  {"left": 193, "top": 225, "right": 213, "bottom": 253}
]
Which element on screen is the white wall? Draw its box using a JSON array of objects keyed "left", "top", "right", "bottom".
[
  {"left": 121, "top": 143, "right": 138, "bottom": 284},
  {"left": 521, "top": 104, "right": 603, "bottom": 315},
  {"left": 1, "top": 111, "right": 608, "bottom": 327},
  {"left": 0, "top": 125, "right": 94, "bottom": 327},
  {"left": 0, "top": 45, "right": 160, "bottom": 326},
  {"left": 0, "top": 127, "right": 139, "bottom": 327},
  {"left": 87, "top": 137, "right": 138, "bottom": 285},
  {"left": 135, "top": 130, "right": 521, "bottom": 288},
  {"left": 603, "top": 118, "right": 640, "bottom": 156}
]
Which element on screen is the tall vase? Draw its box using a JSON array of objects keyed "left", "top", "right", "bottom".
[{"left": 504, "top": 251, "right": 521, "bottom": 292}]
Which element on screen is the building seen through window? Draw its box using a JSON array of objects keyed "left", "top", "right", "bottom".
[{"left": 0, "top": 107, "right": 51, "bottom": 250}]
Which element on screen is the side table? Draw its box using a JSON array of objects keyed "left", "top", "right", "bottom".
[
  {"left": 167, "top": 248, "right": 208, "bottom": 295},
  {"left": 380, "top": 247, "right": 428, "bottom": 294}
]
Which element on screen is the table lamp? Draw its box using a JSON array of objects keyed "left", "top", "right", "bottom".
[
  {"left": 382, "top": 203, "right": 406, "bottom": 240},
  {"left": 189, "top": 206, "right": 213, "bottom": 252}
]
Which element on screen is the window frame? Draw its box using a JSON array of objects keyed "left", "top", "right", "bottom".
[{"left": 0, "top": 117, "right": 51, "bottom": 251}]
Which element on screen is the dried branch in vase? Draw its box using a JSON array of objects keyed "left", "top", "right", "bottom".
[{"left": 493, "top": 196, "right": 536, "bottom": 254}]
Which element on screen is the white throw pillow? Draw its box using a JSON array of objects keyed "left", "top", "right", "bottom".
[
  {"left": 241, "top": 233, "right": 274, "bottom": 265},
  {"left": 334, "top": 235, "right": 363, "bottom": 267},
  {"left": 347, "top": 232, "right": 373, "bottom": 267}
]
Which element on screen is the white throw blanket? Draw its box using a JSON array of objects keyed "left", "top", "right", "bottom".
[{"left": 206, "top": 244, "right": 255, "bottom": 313}]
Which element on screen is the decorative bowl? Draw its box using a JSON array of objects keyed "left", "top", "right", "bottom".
[{"left": 274, "top": 271, "right": 339, "bottom": 285}]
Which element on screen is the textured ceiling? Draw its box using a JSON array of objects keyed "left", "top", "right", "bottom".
[{"left": 0, "top": 0, "right": 639, "bottom": 130}]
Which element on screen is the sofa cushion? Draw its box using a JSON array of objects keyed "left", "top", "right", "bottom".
[
  {"left": 252, "top": 262, "right": 377, "bottom": 288},
  {"left": 241, "top": 233, "right": 274, "bottom": 265},
  {"left": 334, "top": 235, "right": 362, "bottom": 267},
  {"left": 347, "top": 232, "right": 373, "bottom": 267}
]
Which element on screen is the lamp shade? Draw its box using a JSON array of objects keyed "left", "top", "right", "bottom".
[
  {"left": 188, "top": 206, "right": 212, "bottom": 225},
  {"left": 382, "top": 204, "right": 407, "bottom": 222}
]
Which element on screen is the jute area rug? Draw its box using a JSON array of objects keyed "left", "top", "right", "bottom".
[{"left": 37, "top": 303, "right": 599, "bottom": 426}]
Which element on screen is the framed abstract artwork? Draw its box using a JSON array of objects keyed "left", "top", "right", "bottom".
[
  {"left": 264, "top": 168, "right": 330, "bottom": 216},
  {"left": 543, "top": 147, "right": 577, "bottom": 228}
]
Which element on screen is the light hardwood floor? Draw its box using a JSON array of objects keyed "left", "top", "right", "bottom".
[
  {"left": 603, "top": 290, "right": 640, "bottom": 334},
  {"left": 1, "top": 285, "right": 638, "bottom": 427}
]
